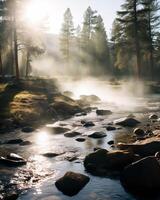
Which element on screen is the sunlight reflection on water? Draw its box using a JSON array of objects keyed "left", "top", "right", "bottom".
[{"left": 34, "top": 131, "right": 50, "bottom": 145}]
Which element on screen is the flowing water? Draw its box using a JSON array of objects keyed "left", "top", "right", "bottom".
[{"left": 0, "top": 82, "right": 160, "bottom": 200}]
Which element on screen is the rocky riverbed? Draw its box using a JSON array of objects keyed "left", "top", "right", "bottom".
[{"left": 1, "top": 80, "right": 160, "bottom": 200}]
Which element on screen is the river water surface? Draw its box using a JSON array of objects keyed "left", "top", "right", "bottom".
[{"left": 0, "top": 82, "right": 160, "bottom": 200}]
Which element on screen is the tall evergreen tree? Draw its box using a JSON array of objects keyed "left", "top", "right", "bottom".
[
  {"left": 60, "top": 8, "right": 74, "bottom": 63},
  {"left": 117, "top": 0, "right": 142, "bottom": 78},
  {"left": 91, "top": 15, "right": 111, "bottom": 74},
  {"left": 81, "top": 6, "right": 97, "bottom": 50},
  {"left": 140, "top": 0, "right": 160, "bottom": 79}
]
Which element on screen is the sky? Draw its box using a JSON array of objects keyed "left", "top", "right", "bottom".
[{"left": 24, "top": 0, "right": 124, "bottom": 38}]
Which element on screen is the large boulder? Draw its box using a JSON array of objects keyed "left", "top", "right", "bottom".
[
  {"left": 84, "top": 149, "right": 137, "bottom": 175},
  {"left": 55, "top": 171, "right": 90, "bottom": 196},
  {"left": 120, "top": 156, "right": 160, "bottom": 193},
  {"left": 114, "top": 117, "right": 140, "bottom": 127},
  {"left": 118, "top": 138, "right": 160, "bottom": 157},
  {"left": 51, "top": 95, "right": 82, "bottom": 117},
  {"left": 80, "top": 95, "right": 101, "bottom": 104}
]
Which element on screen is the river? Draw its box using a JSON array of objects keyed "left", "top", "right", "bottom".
[{"left": 0, "top": 81, "right": 160, "bottom": 200}]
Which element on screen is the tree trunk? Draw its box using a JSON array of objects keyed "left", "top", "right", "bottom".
[
  {"left": 133, "top": 0, "right": 142, "bottom": 79},
  {"left": 0, "top": 47, "right": 3, "bottom": 78},
  {"left": 148, "top": 9, "right": 154, "bottom": 80},
  {"left": 13, "top": 15, "right": 19, "bottom": 80},
  {"left": 26, "top": 50, "right": 30, "bottom": 77}
]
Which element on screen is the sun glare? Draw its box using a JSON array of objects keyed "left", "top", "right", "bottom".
[{"left": 24, "top": 0, "right": 49, "bottom": 25}]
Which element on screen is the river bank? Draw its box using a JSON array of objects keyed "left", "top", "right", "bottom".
[{"left": 0, "top": 78, "right": 160, "bottom": 200}]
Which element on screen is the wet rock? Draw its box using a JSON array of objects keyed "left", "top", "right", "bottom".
[
  {"left": 76, "top": 138, "right": 86, "bottom": 142},
  {"left": 120, "top": 157, "right": 160, "bottom": 193},
  {"left": 93, "top": 147, "right": 103, "bottom": 151},
  {"left": 88, "top": 132, "right": 107, "bottom": 139},
  {"left": 108, "top": 140, "right": 114, "bottom": 145},
  {"left": 55, "top": 171, "right": 90, "bottom": 196},
  {"left": 49, "top": 126, "right": 70, "bottom": 134},
  {"left": 64, "top": 131, "right": 81, "bottom": 138},
  {"left": 66, "top": 156, "right": 78, "bottom": 162},
  {"left": 96, "top": 109, "right": 112, "bottom": 116},
  {"left": 117, "top": 138, "right": 160, "bottom": 157},
  {"left": 149, "top": 114, "right": 158, "bottom": 120},
  {"left": 155, "top": 151, "right": 160, "bottom": 159},
  {"left": 51, "top": 95, "right": 82, "bottom": 117},
  {"left": 7, "top": 153, "right": 24, "bottom": 161},
  {"left": 106, "top": 126, "right": 116, "bottom": 131},
  {"left": 21, "top": 126, "right": 34, "bottom": 133},
  {"left": 0, "top": 154, "right": 26, "bottom": 167},
  {"left": 42, "top": 153, "right": 60, "bottom": 158},
  {"left": 84, "top": 149, "right": 137, "bottom": 175},
  {"left": 80, "top": 95, "right": 101, "bottom": 103},
  {"left": 63, "top": 91, "right": 74, "bottom": 98},
  {"left": 4, "top": 192, "right": 19, "bottom": 200},
  {"left": 133, "top": 128, "right": 145, "bottom": 136},
  {"left": 114, "top": 117, "right": 140, "bottom": 127},
  {"left": 6, "top": 139, "right": 23, "bottom": 144},
  {"left": 19, "top": 141, "right": 32, "bottom": 146},
  {"left": 75, "top": 112, "right": 87, "bottom": 117},
  {"left": 83, "top": 121, "right": 95, "bottom": 127}
]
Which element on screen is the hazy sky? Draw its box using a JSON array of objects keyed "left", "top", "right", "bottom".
[{"left": 25, "top": 0, "right": 124, "bottom": 37}]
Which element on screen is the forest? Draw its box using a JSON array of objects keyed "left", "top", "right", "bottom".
[
  {"left": 0, "top": 0, "right": 160, "bottom": 79},
  {"left": 0, "top": 0, "right": 160, "bottom": 200}
]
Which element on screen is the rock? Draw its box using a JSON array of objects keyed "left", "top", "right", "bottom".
[
  {"left": 88, "top": 132, "right": 107, "bottom": 139},
  {"left": 114, "top": 117, "right": 140, "bottom": 127},
  {"left": 149, "top": 114, "right": 158, "bottom": 120},
  {"left": 76, "top": 138, "right": 86, "bottom": 142},
  {"left": 155, "top": 151, "right": 160, "bottom": 159},
  {"left": 6, "top": 139, "right": 23, "bottom": 144},
  {"left": 117, "top": 139, "right": 160, "bottom": 157},
  {"left": 51, "top": 95, "right": 82, "bottom": 117},
  {"left": 4, "top": 192, "right": 19, "bottom": 200},
  {"left": 63, "top": 91, "right": 74, "bottom": 98},
  {"left": 106, "top": 126, "right": 116, "bottom": 131},
  {"left": 93, "top": 147, "right": 103, "bottom": 151},
  {"left": 108, "top": 140, "right": 114, "bottom": 145},
  {"left": 96, "top": 109, "right": 112, "bottom": 116},
  {"left": 42, "top": 153, "right": 60, "bottom": 158},
  {"left": 49, "top": 126, "right": 70, "bottom": 134},
  {"left": 19, "top": 141, "right": 32, "bottom": 146},
  {"left": 80, "top": 95, "right": 101, "bottom": 103},
  {"left": 83, "top": 121, "right": 95, "bottom": 127},
  {"left": 133, "top": 128, "right": 145, "bottom": 136},
  {"left": 120, "top": 157, "right": 160, "bottom": 193},
  {"left": 0, "top": 154, "right": 26, "bottom": 167},
  {"left": 64, "top": 131, "right": 81, "bottom": 138},
  {"left": 55, "top": 171, "right": 90, "bottom": 196},
  {"left": 7, "top": 153, "right": 24, "bottom": 161},
  {"left": 75, "top": 112, "right": 87, "bottom": 117},
  {"left": 84, "top": 149, "right": 137, "bottom": 175},
  {"left": 21, "top": 126, "right": 34, "bottom": 133},
  {"left": 66, "top": 156, "right": 78, "bottom": 162}
]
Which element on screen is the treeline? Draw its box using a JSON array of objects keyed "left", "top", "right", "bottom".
[
  {"left": 60, "top": 7, "right": 111, "bottom": 76},
  {"left": 60, "top": 0, "right": 160, "bottom": 79},
  {"left": 0, "top": 0, "right": 44, "bottom": 80},
  {"left": 0, "top": 0, "right": 160, "bottom": 80}
]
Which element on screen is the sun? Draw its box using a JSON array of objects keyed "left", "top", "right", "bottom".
[{"left": 23, "top": 0, "right": 50, "bottom": 25}]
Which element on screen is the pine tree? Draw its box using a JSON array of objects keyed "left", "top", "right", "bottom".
[
  {"left": 81, "top": 7, "right": 97, "bottom": 50},
  {"left": 91, "top": 15, "right": 111, "bottom": 74},
  {"left": 117, "top": 0, "right": 142, "bottom": 78},
  {"left": 60, "top": 8, "right": 74, "bottom": 63},
  {"left": 140, "top": 0, "right": 160, "bottom": 79}
]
